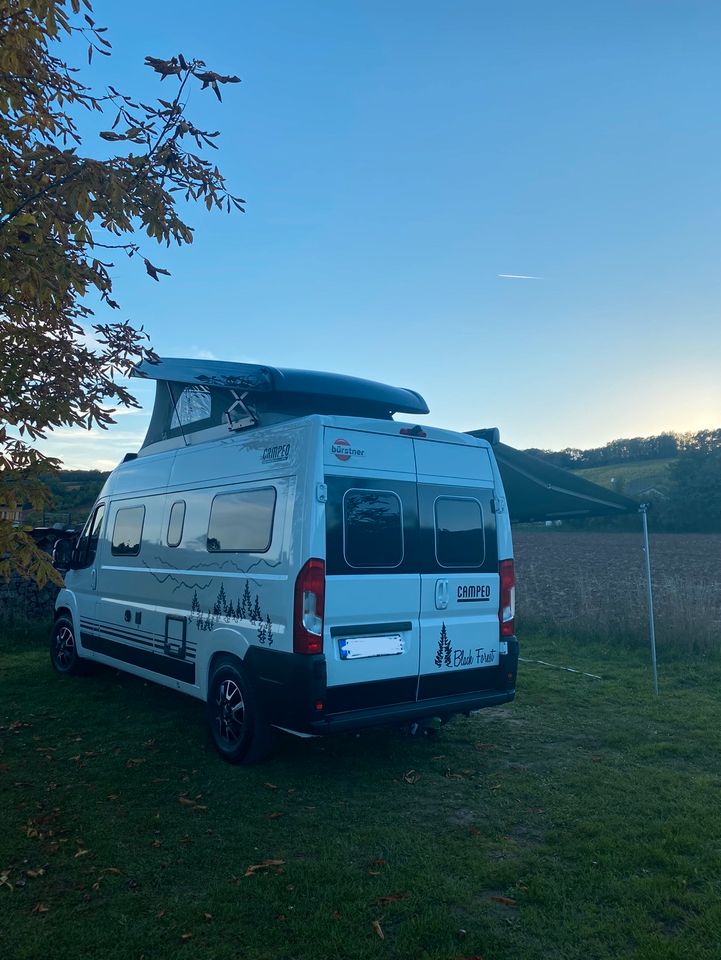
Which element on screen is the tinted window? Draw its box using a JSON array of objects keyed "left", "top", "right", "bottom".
[
  {"left": 343, "top": 490, "right": 403, "bottom": 568},
  {"left": 112, "top": 506, "right": 145, "bottom": 557},
  {"left": 167, "top": 500, "right": 186, "bottom": 547},
  {"left": 75, "top": 503, "right": 105, "bottom": 568},
  {"left": 207, "top": 488, "right": 276, "bottom": 553},
  {"left": 435, "top": 498, "right": 484, "bottom": 568}
]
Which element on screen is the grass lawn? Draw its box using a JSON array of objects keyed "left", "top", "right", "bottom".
[{"left": 2, "top": 625, "right": 720, "bottom": 960}]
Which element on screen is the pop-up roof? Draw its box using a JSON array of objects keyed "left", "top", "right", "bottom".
[{"left": 133, "top": 358, "right": 429, "bottom": 451}]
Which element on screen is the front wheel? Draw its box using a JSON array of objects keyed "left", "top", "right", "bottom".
[
  {"left": 50, "top": 615, "right": 85, "bottom": 675},
  {"left": 206, "top": 658, "right": 274, "bottom": 764}
]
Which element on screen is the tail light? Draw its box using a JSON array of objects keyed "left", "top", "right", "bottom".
[
  {"left": 499, "top": 559, "right": 515, "bottom": 638},
  {"left": 293, "top": 558, "right": 325, "bottom": 654}
]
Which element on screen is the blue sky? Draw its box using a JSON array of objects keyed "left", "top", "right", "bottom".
[{"left": 43, "top": 1, "right": 720, "bottom": 469}]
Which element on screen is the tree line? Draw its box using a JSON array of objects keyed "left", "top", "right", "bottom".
[{"left": 524, "top": 429, "right": 721, "bottom": 470}]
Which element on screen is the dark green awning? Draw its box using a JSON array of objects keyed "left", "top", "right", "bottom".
[{"left": 467, "top": 432, "right": 639, "bottom": 522}]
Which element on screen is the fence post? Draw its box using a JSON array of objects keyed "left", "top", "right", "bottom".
[{"left": 640, "top": 504, "right": 659, "bottom": 695}]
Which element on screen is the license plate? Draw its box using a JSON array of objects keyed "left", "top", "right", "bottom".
[{"left": 338, "top": 634, "right": 404, "bottom": 660}]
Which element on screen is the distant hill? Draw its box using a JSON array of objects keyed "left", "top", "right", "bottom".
[
  {"left": 28, "top": 469, "right": 109, "bottom": 528},
  {"left": 574, "top": 459, "right": 674, "bottom": 500}
]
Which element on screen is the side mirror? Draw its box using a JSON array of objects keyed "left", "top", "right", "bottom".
[{"left": 52, "top": 537, "right": 75, "bottom": 572}]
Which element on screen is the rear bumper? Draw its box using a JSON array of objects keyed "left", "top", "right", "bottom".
[
  {"left": 309, "top": 687, "right": 515, "bottom": 733},
  {"left": 247, "top": 636, "right": 519, "bottom": 736}
]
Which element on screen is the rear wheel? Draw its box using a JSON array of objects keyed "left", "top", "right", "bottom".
[
  {"left": 206, "top": 658, "right": 274, "bottom": 764},
  {"left": 50, "top": 615, "right": 85, "bottom": 675}
]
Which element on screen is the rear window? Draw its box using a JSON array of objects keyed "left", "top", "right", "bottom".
[
  {"left": 434, "top": 497, "right": 485, "bottom": 568},
  {"left": 207, "top": 488, "right": 276, "bottom": 553},
  {"left": 112, "top": 506, "right": 145, "bottom": 557},
  {"left": 343, "top": 489, "right": 403, "bottom": 568}
]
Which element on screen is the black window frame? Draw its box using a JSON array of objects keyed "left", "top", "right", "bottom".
[
  {"left": 74, "top": 501, "right": 106, "bottom": 569},
  {"left": 111, "top": 505, "right": 146, "bottom": 558},
  {"left": 342, "top": 487, "right": 404, "bottom": 570},
  {"left": 433, "top": 495, "right": 485, "bottom": 569},
  {"left": 206, "top": 486, "right": 277, "bottom": 554},
  {"left": 167, "top": 500, "right": 186, "bottom": 548}
]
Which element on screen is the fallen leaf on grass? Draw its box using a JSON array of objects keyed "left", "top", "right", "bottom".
[
  {"left": 74, "top": 848, "right": 90, "bottom": 859},
  {"left": 156, "top": 910, "right": 166, "bottom": 919},
  {"left": 372, "top": 920, "right": 385, "bottom": 939},
  {"left": 489, "top": 895, "right": 517, "bottom": 907},
  {"left": 179, "top": 796, "right": 196, "bottom": 807},
  {"left": 403, "top": 770, "right": 421, "bottom": 784},
  {"left": 26, "top": 868, "right": 46, "bottom": 878},
  {"left": 151, "top": 839, "right": 162, "bottom": 848},
  {"left": 203, "top": 912, "right": 213, "bottom": 921},
  {"left": 32, "top": 903, "right": 49, "bottom": 914},
  {"left": 264, "top": 782, "right": 278, "bottom": 790},
  {"left": 265, "top": 812, "right": 284, "bottom": 820},
  {"left": 1, "top": 872, "right": 13, "bottom": 890},
  {"left": 125, "top": 758, "right": 145, "bottom": 768},
  {"left": 107, "top": 794, "right": 120, "bottom": 801},
  {"left": 179, "top": 836, "right": 193, "bottom": 845},
  {"left": 244, "top": 859, "right": 285, "bottom": 877},
  {"left": 180, "top": 932, "right": 193, "bottom": 941},
  {"left": 375, "top": 892, "right": 408, "bottom": 904}
]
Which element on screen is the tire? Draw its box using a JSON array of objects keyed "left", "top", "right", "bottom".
[
  {"left": 50, "top": 615, "right": 85, "bottom": 676},
  {"left": 206, "top": 657, "right": 274, "bottom": 765}
]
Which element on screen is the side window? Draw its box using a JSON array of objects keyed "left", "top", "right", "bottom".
[
  {"left": 170, "top": 385, "right": 211, "bottom": 430},
  {"left": 75, "top": 502, "right": 106, "bottom": 568},
  {"left": 167, "top": 500, "right": 186, "bottom": 548},
  {"left": 207, "top": 488, "right": 276, "bottom": 553},
  {"left": 343, "top": 490, "right": 403, "bottom": 568},
  {"left": 435, "top": 497, "right": 485, "bottom": 568},
  {"left": 111, "top": 506, "right": 146, "bottom": 557}
]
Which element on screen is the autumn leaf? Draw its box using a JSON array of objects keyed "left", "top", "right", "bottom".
[
  {"left": 403, "top": 770, "right": 421, "bottom": 784},
  {"left": 244, "top": 859, "right": 285, "bottom": 877},
  {"left": 372, "top": 920, "right": 385, "bottom": 940},
  {"left": 32, "top": 903, "right": 50, "bottom": 914},
  {"left": 265, "top": 812, "right": 284, "bottom": 820},
  {"left": 375, "top": 893, "right": 408, "bottom": 904},
  {"left": 489, "top": 895, "right": 518, "bottom": 907}
]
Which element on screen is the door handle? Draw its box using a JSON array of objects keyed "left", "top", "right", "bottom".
[
  {"left": 91, "top": 568, "right": 97, "bottom": 590},
  {"left": 435, "top": 579, "right": 449, "bottom": 610}
]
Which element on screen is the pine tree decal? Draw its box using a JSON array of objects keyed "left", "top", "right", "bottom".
[
  {"left": 257, "top": 620, "right": 266, "bottom": 645},
  {"left": 191, "top": 591, "right": 201, "bottom": 625},
  {"left": 241, "top": 581, "right": 252, "bottom": 620},
  {"left": 435, "top": 623, "right": 451, "bottom": 668},
  {"left": 265, "top": 613, "right": 273, "bottom": 647},
  {"left": 218, "top": 583, "right": 228, "bottom": 619},
  {"left": 435, "top": 623, "right": 446, "bottom": 667},
  {"left": 251, "top": 595, "right": 261, "bottom": 625},
  {"left": 226, "top": 600, "right": 236, "bottom": 621}
]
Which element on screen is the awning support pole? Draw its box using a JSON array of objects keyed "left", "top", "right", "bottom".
[{"left": 640, "top": 504, "right": 659, "bottom": 695}]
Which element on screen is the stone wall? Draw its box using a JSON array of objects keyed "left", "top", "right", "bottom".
[{"left": 0, "top": 574, "right": 59, "bottom": 624}]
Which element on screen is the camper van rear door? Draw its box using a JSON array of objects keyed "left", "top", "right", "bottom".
[
  {"left": 414, "top": 440, "right": 500, "bottom": 700},
  {"left": 323, "top": 428, "right": 421, "bottom": 710}
]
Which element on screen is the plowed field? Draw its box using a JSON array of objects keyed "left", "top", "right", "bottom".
[{"left": 514, "top": 531, "right": 721, "bottom": 654}]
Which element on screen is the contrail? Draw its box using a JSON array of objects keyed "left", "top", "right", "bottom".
[{"left": 497, "top": 274, "right": 544, "bottom": 280}]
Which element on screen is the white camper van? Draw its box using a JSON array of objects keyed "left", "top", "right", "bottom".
[{"left": 51, "top": 360, "right": 518, "bottom": 763}]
